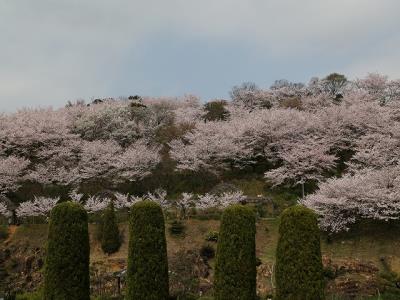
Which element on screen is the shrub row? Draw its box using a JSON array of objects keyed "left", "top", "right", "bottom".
[{"left": 42, "top": 201, "right": 324, "bottom": 299}]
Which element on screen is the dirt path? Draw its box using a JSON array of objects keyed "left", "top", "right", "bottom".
[{"left": 4, "top": 225, "right": 17, "bottom": 243}]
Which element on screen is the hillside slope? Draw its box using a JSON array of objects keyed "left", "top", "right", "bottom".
[{"left": 1, "top": 218, "right": 400, "bottom": 298}]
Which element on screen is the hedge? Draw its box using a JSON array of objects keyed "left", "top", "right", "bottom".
[
  {"left": 214, "top": 204, "right": 256, "bottom": 300},
  {"left": 44, "top": 201, "right": 90, "bottom": 300},
  {"left": 275, "top": 205, "right": 325, "bottom": 300},
  {"left": 126, "top": 200, "right": 169, "bottom": 299}
]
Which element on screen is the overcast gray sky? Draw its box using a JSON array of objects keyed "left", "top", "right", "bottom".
[{"left": 1, "top": 0, "right": 400, "bottom": 111}]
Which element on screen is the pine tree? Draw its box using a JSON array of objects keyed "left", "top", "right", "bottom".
[{"left": 101, "top": 201, "right": 121, "bottom": 254}]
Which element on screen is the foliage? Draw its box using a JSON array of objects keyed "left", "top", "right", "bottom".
[
  {"left": 91, "top": 296, "right": 124, "bottom": 300},
  {"left": 0, "top": 156, "right": 30, "bottom": 195},
  {"left": 44, "top": 201, "right": 90, "bottom": 300},
  {"left": 126, "top": 200, "right": 169, "bottom": 300},
  {"left": 275, "top": 205, "right": 324, "bottom": 300},
  {"left": 169, "top": 220, "right": 186, "bottom": 236},
  {"left": 203, "top": 100, "right": 230, "bottom": 121},
  {"left": 169, "top": 250, "right": 203, "bottom": 300},
  {"left": 100, "top": 201, "right": 121, "bottom": 254},
  {"left": 230, "top": 81, "right": 273, "bottom": 109},
  {"left": 15, "top": 289, "right": 43, "bottom": 300},
  {"left": 214, "top": 204, "right": 256, "bottom": 300},
  {"left": 199, "top": 244, "right": 215, "bottom": 260},
  {"left": 0, "top": 201, "right": 9, "bottom": 217},
  {"left": 302, "top": 167, "right": 400, "bottom": 232},
  {"left": 204, "top": 230, "right": 219, "bottom": 242},
  {"left": 16, "top": 196, "right": 59, "bottom": 219},
  {"left": 322, "top": 72, "right": 348, "bottom": 96},
  {"left": 4, "top": 73, "right": 400, "bottom": 232},
  {"left": 0, "top": 225, "right": 9, "bottom": 240}
]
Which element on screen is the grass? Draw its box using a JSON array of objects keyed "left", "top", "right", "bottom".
[
  {"left": 6, "top": 217, "right": 400, "bottom": 271},
  {"left": 322, "top": 220, "right": 400, "bottom": 272}
]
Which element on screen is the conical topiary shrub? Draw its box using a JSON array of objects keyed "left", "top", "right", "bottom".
[
  {"left": 101, "top": 201, "right": 121, "bottom": 254},
  {"left": 126, "top": 200, "right": 169, "bottom": 300},
  {"left": 275, "top": 205, "right": 325, "bottom": 300},
  {"left": 214, "top": 204, "right": 256, "bottom": 300},
  {"left": 44, "top": 201, "right": 90, "bottom": 300}
]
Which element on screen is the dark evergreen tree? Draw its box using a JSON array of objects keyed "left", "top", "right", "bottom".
[
  {"left": 126, "top": 200, "right": 169, "bottom": 300},
  {"left": 101, "top": 201, "right": 121, "bottom": 254},
  {"left": 203, "top": 100, "right": 230, "bottom": 121},
  {"left": 214, "top": 204, "right": 256, "bottom": 300},
  {"left": 275, "top": 205, "right": 325, "bottom": 300},
  {"left": 44, "top": 201, "right": 90, "bottom": 300}
]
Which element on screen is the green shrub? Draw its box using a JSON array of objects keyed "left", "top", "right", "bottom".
[
  {"left": 203, "top": 100, "right": 230, "bottom": 122},
  {"left": 44, "top": 201, "right": 90, "bottom": 300},
  {"left": 169, "top": 250, "right": 201, "bottom": 299},
  {"left": 205, "top": 230, "right": 219, "bottom": 242},
  {"left": 200, "top": 244, "right": 215, "bottom": 260},
  {"left": 275, "top": 205, "right": 324, "bottom": 300},
  {"left": 169, "top": 220, "right": 185, "bottom": 236},
  {"left": 126, "top": 200, "right": 169, "bottom": 299},
  {"left": 323, "top": 265, "right": 336, "bottom": 280},
  {"left": 15, "top": 289, "right": 42, "bottom": 300},
  {"left": 214, "top": 204, "right": 256, "bottom": 300},
  {"left": 101, "top": 201, "right": 121, "bottom": 254},
  {"left": 254, "top": 203, "right": 267, "bottom": 218},
  {"left": 91, "top": 296, "right": 124, "bottom": 300},
  {"left": 256, "top": 257, "right": 262, "bottom": 267}
]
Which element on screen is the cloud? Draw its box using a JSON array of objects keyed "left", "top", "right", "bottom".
[{"left": 1, "top": 0, "right": 400, "bottom": 111}]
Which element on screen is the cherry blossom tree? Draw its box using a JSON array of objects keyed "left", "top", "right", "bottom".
[
  {"left": 175, "top": 192, "right": 194, "bottom": 219},
  {"left": 0, "top": 202, "right": 9, "bottom": 217},
  {"left": 169, "top": 118, "right": 253, "bottom": 173},
  {"left": 145, "top": 189, "right": 169, "bottom": 208},
  {"left": 172, "top": 96, "right": 203, "bottom": 125},
  {"left": 0, "top": 156, "right": 30, "bottom": 195},
  {"left": 264, "top": 136, "right": 337, "bottom": 197},
  {"left": 355, "top": 73, "right": 388, "bottom": 98},
  {"left": 349, "top": 133, "right": 400, "bottom": 171},
  {"left": 302, "top": 167, "right": 400, "bottom": 232},
  {"left": 218, "top": 191, "right": 247, "bottom": 207},
  {"left": 69, "top": 189, "right": 84, "bottom": 203},
  {"left": 113, "top": 192, "right": 141, "bottom": 209},
  {"left": 111, "top": 140, "right": 161, "bottom": 182},
  {"left": 354, "top": 73, "right": 400, "bottom": 104},
  {"left": 230, "top": 82, "right": 264, "bottom": 108},
  {"left": 0, "top": 108, "right": 75, "bottom": 157},
  {"left": 83, "top": 196, "right": 110, "bottom": 213},
  {"left": 70, "top": 191, "right": 139, "bottom": 212},
  {"left": 16, "top": 196, "right": 59, "bottom": 219},
  {"left": 67, "top": 100, "right": 148, "bottom": 145},
  {"left": 196, "top": 193, "right": 220, "bottom": 209},
  {"left": 196, "top": 191, "right": 247, "bottom": 209},
  {"left": 30, "top": 138, "right": 161, "bottom": 187}
]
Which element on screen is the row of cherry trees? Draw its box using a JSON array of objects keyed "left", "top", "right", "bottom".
[
  {"left": 1, "top": 73, "right": 400, "bottom": 231},
  {"left": 0, "top": 189, "right": 247, "bottom": 220}
]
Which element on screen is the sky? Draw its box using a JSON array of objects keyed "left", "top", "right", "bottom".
[{"left": 1, "top": 0, "right": 400, "bottom": 111}]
